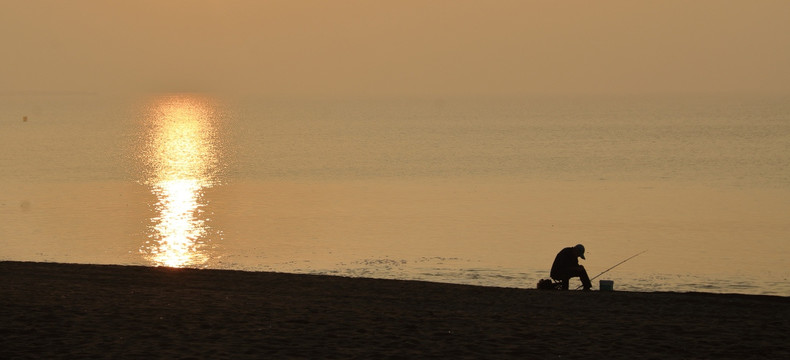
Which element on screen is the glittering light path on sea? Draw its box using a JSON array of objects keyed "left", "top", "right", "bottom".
[{"left": 139, "top": 95, "right": 223, "bottom": 268}]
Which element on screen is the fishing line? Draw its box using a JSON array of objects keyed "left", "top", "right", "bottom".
[{"left": 575, "top": 250, "right": 648, "bottom": 290}]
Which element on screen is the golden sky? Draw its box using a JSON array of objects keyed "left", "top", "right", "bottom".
[{"left": 2, "top": 0, "right": 789, "bottom": 96}]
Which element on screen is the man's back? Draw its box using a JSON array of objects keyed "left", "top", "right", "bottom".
[{"left": 550, "top": 247, "right": 578, "bottom": 279}]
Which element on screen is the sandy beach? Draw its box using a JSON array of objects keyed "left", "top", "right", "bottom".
[{"left": 2, "top": 261, "right": 788, "bottom": 359}]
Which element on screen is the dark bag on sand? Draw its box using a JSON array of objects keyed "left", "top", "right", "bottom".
[{"left": 537, "top": 278, "right": 555, "bottom": 290}]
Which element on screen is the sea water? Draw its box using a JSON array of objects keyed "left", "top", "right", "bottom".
[{"left": 1, "top": 93, "right": 788, "bottom": 296}]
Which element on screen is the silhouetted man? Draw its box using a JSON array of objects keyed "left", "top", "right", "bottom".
[{"left": 551, "top": 244, "right": 592, "bottom": 291}]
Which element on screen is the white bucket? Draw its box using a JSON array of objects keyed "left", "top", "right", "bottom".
[{"left": 599, "top": 280, "right": 614, "bottom": 291}]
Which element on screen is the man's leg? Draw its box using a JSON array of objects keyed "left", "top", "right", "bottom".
[
  {"left": 570, "top": 266, "right": 592, "bottom": 289},
  {"left": 579, "top": 266, "right": 592, "bottom": 289}
]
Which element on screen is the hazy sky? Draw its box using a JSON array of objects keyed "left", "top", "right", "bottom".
[{"left": 2, "top": 0, "right": 789, "bottom": 96}]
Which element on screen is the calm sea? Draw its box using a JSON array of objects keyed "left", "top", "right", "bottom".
[{"left": 1, "top": 93, "right": 788, "bottom": 295}]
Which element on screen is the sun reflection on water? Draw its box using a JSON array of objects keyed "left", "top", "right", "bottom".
[{"left": 139, "top": 95, "right": 223, "bottom": 268}]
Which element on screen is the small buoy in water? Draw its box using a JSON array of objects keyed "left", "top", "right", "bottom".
[{"left": 23, "top": 116, "right": 28, "bottom": 122}]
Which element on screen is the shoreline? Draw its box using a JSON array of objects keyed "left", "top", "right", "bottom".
[{"left": 2, "top": 261, "right": 789, "bottom": 358}]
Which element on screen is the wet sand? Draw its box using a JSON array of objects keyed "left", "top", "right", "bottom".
[{"left": 2, "top": 261, "right": 788, "bottom": 359}]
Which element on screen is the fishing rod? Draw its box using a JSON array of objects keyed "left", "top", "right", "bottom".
[{"left": 575, "top": 250, "right": 648, "bottom": 290}]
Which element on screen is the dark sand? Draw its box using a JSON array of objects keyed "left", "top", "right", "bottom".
[{"left": 2, "top": 261, "right": 789, "bottom": 359}]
